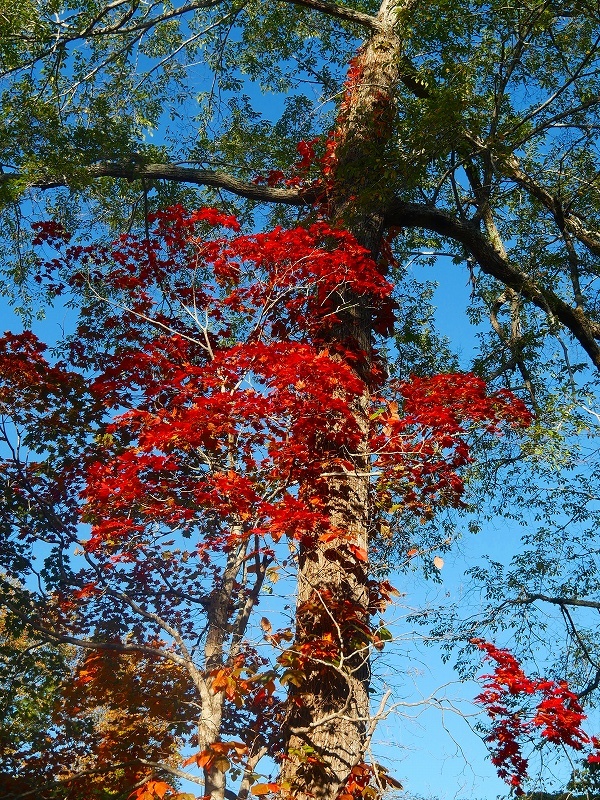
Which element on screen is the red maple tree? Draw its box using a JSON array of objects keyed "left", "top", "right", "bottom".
[{"left": 0, "top": 204, "right": 532, "bottom": 799}]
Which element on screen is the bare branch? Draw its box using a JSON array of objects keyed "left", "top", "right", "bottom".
[
  {"left": 514, "top": 592, "right": 600, "bottom": 611},
  {"left": 0, "top": 163, "right": 309, "bottom": 206},
  {"left": 138, "top": 759, "right": 206, "bottom": 786}
]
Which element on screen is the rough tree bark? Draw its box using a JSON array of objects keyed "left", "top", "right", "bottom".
[{"left": 280, "top": 3, "right": 405, "bottom": 798}]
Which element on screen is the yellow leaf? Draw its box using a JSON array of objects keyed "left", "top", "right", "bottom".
[{"left": 266, "top": 567, "right": 280, "bottom": 583}]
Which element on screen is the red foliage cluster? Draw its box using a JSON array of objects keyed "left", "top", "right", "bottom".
[
  {"left": 0, "top": 331, "right": 82, "bottom": 421},
  {"left": 251, "top": 134, "right": 339, "bottom": 212},
  {"left": 373, "top": 375, "right": 531, "bottom": 518},
  {"left": 473, "top": 639, "right": 600, "bottom": 794},
  {"left": 28, "top": 202, "right": 533, "bottom": 576},
  {"left": 12, "top": 202, "right": 534, "bottom": 797},
  {"left": 32, "top": 206, "right": 529, "bottom": 559},
  {"left": 250, "top": 48, "right": 395, "bottom": 221},
  {"left": 252, "top": 138, "right": 321, "bottom": 190}
]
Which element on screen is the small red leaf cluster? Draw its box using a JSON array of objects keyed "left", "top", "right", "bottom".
[
  {"left": 473, "top": 639, "right": 600, "bottom": 794},
  {"left": 337, "top": 761, "right": 403, "bottom": 800},
  {"left": 373, "top": 375, "right": 531, "bottom": 518},
  {"left": 252, "top": 138, "right": 321, "bottom": 190}
]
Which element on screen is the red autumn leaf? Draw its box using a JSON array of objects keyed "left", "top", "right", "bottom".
[{"left": 348, "top": 544, "right": 368, "bottom": 562}]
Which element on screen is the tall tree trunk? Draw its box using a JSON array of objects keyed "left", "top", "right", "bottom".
[{"left": 281, "top": 3, "right": 403, "bottom": 799}]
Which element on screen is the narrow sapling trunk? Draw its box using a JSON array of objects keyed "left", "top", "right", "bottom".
[
  {"left": 199, "top": 534, "right": 249, "bottom": 800},
  {"left": 281, "top": 3, "right": 404, "bottom": 799}
]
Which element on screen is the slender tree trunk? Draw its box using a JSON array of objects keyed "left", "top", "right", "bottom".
[
  {"left": 200, "top": 534, "right": 248, "bottom": 800},
  {"left": 281, "top": 4, "right": 403, "bottom": 799}
]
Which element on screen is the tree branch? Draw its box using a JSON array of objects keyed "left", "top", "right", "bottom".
[
  {"left": 496, "top": 153, "right": 600, "bottom": 258},
  {"left": 0, "top": 588, "right": 191, "bottom": 668},
  {"left": 0, "top": 163, "right": 309, "bottom": 205},
  {"left": 18, "top": 0, "right": 224, "bottom": 44},
  {"left": 385, "top": 198, "right": 600, "bottom": 369},
  {"left": 9, "top": 156, "right": 600, "bottom": 371},
  {"left": 11, "top": 759, "right": 207, "bottom": 798},
  {"left": 281, "top": 0, "right": 380, "bottom": 31},
  {"left": 514, "top": 592, "right": 600, "bottom": 611}
]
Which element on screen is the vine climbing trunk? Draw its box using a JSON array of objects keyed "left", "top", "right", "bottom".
[{"left": 281, "top": 3, "right": 404, "bottom": 799}]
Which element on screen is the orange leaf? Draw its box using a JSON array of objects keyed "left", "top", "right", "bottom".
[
  {"left": 251, "top": 783, "right": 280, "bottom": 796},
  {"left": 211, "top": 742, "right": 232, "bottom": 754},
  {"left": 231, "top": 741, "right": 249, "bottom": 757},
  {"left": 318, "top": 531, "right": 339, "bottom": 543},
  {"left": 260, "top": 617, "right": 272, "bottom": 633},
  {"left": 130, "top": 782, "right": 172, "bottom": 800},
  {"left": 348, "top": 544, "right": 368, "bottom": 562},
  {"left": 149, "top": 782, "right": 171, "bottom": 799},
  {"left": 251, "top": 785, "right": 272, "bottom": 796},
  {"left": 183, "top": 750, "right": 213, "bottom": 769},
  {"left": 196, "top": 751, "right": 213, "bottom": 769}
]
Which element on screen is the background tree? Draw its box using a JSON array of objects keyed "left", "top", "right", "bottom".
[
  {"left": 3, "top": 1, "right": 600, "bottom": 798},
  {"left": 0, "top": 609, "right": 190, "bottom": 799}
]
